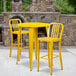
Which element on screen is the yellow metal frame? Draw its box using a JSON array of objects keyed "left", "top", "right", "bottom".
[
  {"left": 18, "top": 22, "right": 49, "bottom": 71},
  {"left": 37, "top": 23, "right": 64, "bottom": 75},
  {"left": 9, "top": 19, "right": 29, "bottom": 64}
]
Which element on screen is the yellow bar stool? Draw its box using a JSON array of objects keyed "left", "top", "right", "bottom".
[
  {"left": 37, "top": 23, "right": 64, "bottom": 75},
  {"left": 9, "top": 19, "right": 29, "bottom": 64}
]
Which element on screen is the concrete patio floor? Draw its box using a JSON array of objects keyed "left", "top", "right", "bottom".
[{"left": 0, "top": 46, "right": 76, "bottom": 76}]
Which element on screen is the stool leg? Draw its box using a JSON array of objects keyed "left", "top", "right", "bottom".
[
  {"left": 16, "top": 34, "right": 20, "bottom": 64},
  {"left": 9, "top": 34, "right": 13, "bottom": 57},
  {"left": 47, "top": 42, "right": 50, "bottom": 67},
  {"left": 37, "top": 40, "right": 40, "bottom": 71},
  {"left": 59, "top": 41, "right": 63, "bottom": 70},
  {"left": 50, "top": 42, "right": 53, "bottom": 75},
  {"left": 20, "top": 34, "right": 22, "bottom": 55}
]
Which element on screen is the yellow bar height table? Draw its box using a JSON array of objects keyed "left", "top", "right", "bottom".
[{"left": 18, "top": 22, "right": 49, "bottom": 71}]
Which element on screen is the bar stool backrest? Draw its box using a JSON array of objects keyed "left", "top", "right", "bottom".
[
  {"left": 9, "top": 19, "right": 21, "bottom": 32},
  {"left": 47, "top": 23, "right": 64, "bottom": 39}
]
